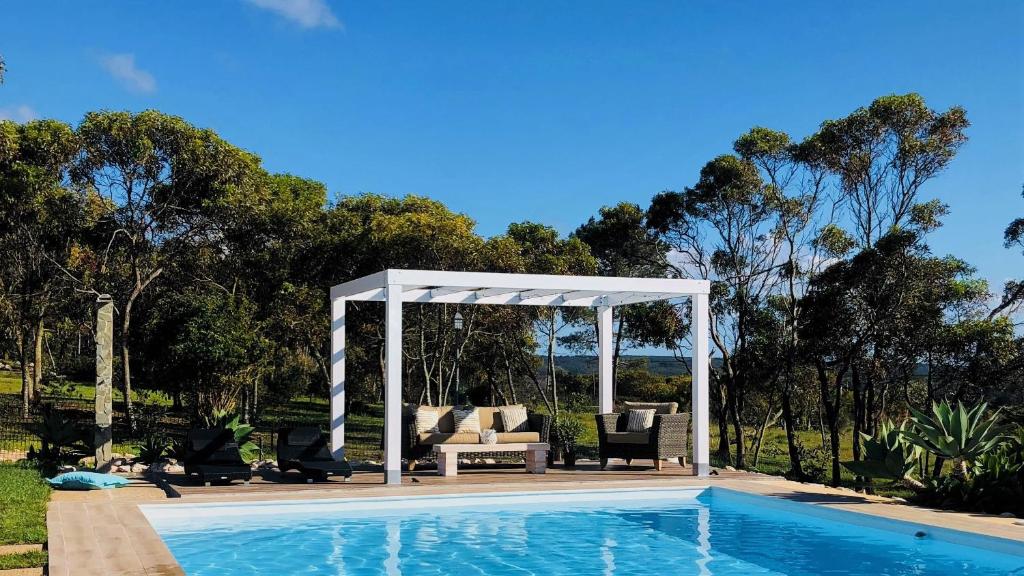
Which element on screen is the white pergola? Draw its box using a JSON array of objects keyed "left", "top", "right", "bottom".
[{"left": 329, "top": 269, "right": 711, "bottom": 484}]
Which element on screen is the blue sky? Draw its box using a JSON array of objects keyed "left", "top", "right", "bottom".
[{"left": 2, "top": 1, "right": 1022, "bottom": 316}]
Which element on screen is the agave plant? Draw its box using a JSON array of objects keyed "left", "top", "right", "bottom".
[
  {"left": 842, "top": 419, "right": 923, "bottom": 490},
  {"left": 208, "top": 409, "right": 260, "bottom": 463},
  {"left": 902, "top": 400, "right": 1008, "bottom": 480}
]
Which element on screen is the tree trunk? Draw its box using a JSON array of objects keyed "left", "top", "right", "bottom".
[
  {"left": 726, "top": 378, "right": 746, "bottom": 468},
  {"left": 19, "top": 327, "right": 31, "bottom": 418},
  {"left": 547, "top": 312, "right": 559, "bottom": 417},
  {"left": 751, "top": 392, "right": 778, "bottom": 468},
  {"left": 780, "top": 388, "right": 804, "bottom": 478},
  {"left": 612, "top": 312, "right": 626, "bottom": 398},
  {"left": 714, "top": 380, "right": 730, "bottom": 464},
  {"left": 33, "top": 318, "right": 44, "bottom": 401}
]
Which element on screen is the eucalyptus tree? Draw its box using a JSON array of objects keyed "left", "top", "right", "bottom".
[
  {"left": 992, "top": 185, "right": 1024, "bottom": 318},
  {"left": 732, "top": 126, "right": 837, "bottom": 477},
  {"left": 0, "top": 119, "right": 84, "bottom": 416},
  {"left": 573, "top": 202, "right": 673, "bottom": 392},
  {"left": 71, "top": 110, "right": 262, "bottom": 430},
  {"left": 648, "top": 155, "right": 783, "bottom": 468},
  {"left": 800, "top": 229, "right": 983, "bottom": 485},
  {"left": 806, "top": 94, "right": 970, "bottom": 462},
  {"left": 496, "top": 222, "right": 596, "bottom": 416},
  {"left": 313, "top": 194, "right": 488, "bottom": 407}
]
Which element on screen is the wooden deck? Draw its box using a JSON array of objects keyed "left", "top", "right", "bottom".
[{"left": 161, "top": 459, "right": 754, "bottom": 498}]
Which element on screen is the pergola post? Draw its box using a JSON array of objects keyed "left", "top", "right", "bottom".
[
  {"left": 383, "top": 283, "right": 403, "bottom": 484},
  {"left": 330, "top": 297, "right": 346, "bottom": 459},
  {"left": 691, "top": 292, "right": 711, "bottom": 476},
  {"left": 597, "top": 305, "right": 613, "bottom": 414}
]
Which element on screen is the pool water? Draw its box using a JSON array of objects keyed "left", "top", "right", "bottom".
[{"left": 143, "top": 488, "right": 1024, "bottom": 576}]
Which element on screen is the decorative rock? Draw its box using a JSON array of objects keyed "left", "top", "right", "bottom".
[
  {"left": 150, "top": 461, "right": 184, "bottom": 474},
  {"left": 483, "top": 458, "right": 496, "bottom": 464},
  {"left": 57, "top": 465, "right": 77, "bottom": 473},
  {"left": 114, "top": 464, "right": 131, "bottom": 473},
  {"left": 890, "top": 497, "right": 907, "bottom": 503},
  {"left": 130, "top": 463, "right": 148, "bottom": 474},
  {"left": 724, "top": 465, "right": 737, "bottom": 471}
]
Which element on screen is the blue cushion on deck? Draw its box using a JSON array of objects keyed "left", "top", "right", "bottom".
[{"left": 47, "top": 471, "right": 130, "bottom": 490}]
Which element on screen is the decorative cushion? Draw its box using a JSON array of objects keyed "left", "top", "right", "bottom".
[
  {"left": 47, "top": 471, "right": 130, "bottom": 490},
  {"left": 417, "top": 432, "right": 482, "bottom": 445},
  {"left": 499, "top": 405, "right": 530, "bottom": 433},
  {"left": 480, "top": 429, "right": 498, "bottom": 444},
  {"left": 626, "top": 409, "right": 656, "bottom": 433},
  {"left": 453, "top": 407, "right": 481, "bottom": 433},
  {"left": 415, "top": 406, "right": 441, "bottom": 434},
  {"left": 496, "top": 432, "right": 541, "bottom": 443},
  {"left": 623, "top": 401, "right": 678, "bottom": 415},
  {"left": 606, "top": 431, "right": 650, "bottom": 445}
]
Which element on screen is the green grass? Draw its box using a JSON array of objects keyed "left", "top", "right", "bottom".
[
  {"left": 0, "top": 464, "right": 50, "bottom": 546},
  {"left": 0, "top": 371, "right": 171, "bottom": 405},
  {"left": 0, "top": 550, "right": 47, "bottom": 570}
]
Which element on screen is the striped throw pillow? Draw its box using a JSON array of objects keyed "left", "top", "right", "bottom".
[
  {"left": 626, "top": 409, "right": 656, "bottom": 433},
  {"left": 414, "top": 407, "right": 440, "bottom": 434},
  {"left": 499, "top": 405, "right": 530, "bottom": 433},
  {"left": 453, "top": 407, "right": 481, "bottom": 433}
]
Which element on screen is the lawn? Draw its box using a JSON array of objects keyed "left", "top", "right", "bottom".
[
  {"left": 0, "top": 465, "right": 50, "bottom": 545},
  {"left": 0, "top": 464, "right": 50, "bottom": 570}
]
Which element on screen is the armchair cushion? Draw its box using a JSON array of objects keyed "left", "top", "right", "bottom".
[
  {"left": 605, "top": 431, "right": 650, "bottom": 445},
  {"left": 626, "top": 409, "right": 656, "bottom": 432},
  {"left": 623, "top": 401, "right": 678, "bottom": 415}
]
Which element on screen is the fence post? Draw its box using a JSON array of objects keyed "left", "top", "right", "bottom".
[{"left": 95, "top": 294, "right": 114, "bottom": 472}]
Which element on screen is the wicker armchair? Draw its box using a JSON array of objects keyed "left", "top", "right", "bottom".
[{"left": 595, "top": 402, "right": 690, "bottom": 471}]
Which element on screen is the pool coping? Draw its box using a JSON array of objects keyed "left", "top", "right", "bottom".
[{"left": 46, "top": 475, "right": 1024, "bottom": 575}]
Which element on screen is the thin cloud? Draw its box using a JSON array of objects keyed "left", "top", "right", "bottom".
[
  {"left": 0, "top": 104, "right": 38, "bottom": 122},
  {"left": 245, "top": 0, "right": 341, "bottom": 29},
  {"left": 99, "top": 53, "right": 157, "bottom": 94}
]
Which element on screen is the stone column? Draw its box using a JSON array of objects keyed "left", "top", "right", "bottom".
[{"left": 95, "top": 294, "right": 113, "bottom": 472}]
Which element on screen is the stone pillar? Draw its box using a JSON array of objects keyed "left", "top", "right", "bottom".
[{"left": 95, "top": 294, "right": 113, "bottom": 472}]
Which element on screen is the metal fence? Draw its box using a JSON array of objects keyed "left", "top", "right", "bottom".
[{"left": 0, "top": 390, "right": 385, "bottom": 463}]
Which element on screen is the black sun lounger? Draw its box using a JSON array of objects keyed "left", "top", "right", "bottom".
[
  {"left": 276, "top": 427, "right": 353, "bottom": 482},
  {"left": 184, "top": 428, "right": 253, "bottom": 486}
]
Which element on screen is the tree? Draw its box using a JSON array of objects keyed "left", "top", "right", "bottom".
[
  {"left": 992, "top": 185, "right": 1024, "bottom": 318},
  {"left": 71, "top": 110, "right": 261, "bottom": 431},
  {"left": 573, "top": 202, "right": 674, "bottom": 392},
  {"left": 813, "top": 93, "right": 968, "bottom": 249},
  {"left": 648, "top": 154, "right": 782, "bottom": 468},
  {"left": 0, "top": 119, "right": 84, "bottom": 416},
  {"left": 488, "top": 222, "right": 596, "bottom": 416}
]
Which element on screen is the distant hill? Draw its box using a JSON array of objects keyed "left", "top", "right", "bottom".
[
  {"left": 542, "top": 355, "right": 927, "bottom": 377},
  {"left": 541, "top": 355, "right": 708, "bottom": 377}
]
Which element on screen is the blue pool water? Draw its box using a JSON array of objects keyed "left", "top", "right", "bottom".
[{"left": 143, "top": 488, "right": 1024, "bottom": 575}]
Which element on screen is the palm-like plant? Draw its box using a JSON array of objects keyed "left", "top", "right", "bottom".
[
  {"left": 209, "top": 409, "right": 260, "bottom": 463},
  {"left": 902, "top": 401, "right": 1008, "bottom": 480},
  {"left": 842, "top": 420, "right": 923, "bottom": 489}
]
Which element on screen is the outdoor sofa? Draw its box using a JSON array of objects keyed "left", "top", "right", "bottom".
[
  {"left": 595, "top": 401, "right": 690, "bottom": 470},
  {"left": 401, "top": 404, "right": 551, "bottom": 470}
]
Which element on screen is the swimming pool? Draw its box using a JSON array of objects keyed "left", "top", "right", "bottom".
[{"left": 142, "top": 487, "right": 1024, "bottom": 575}]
